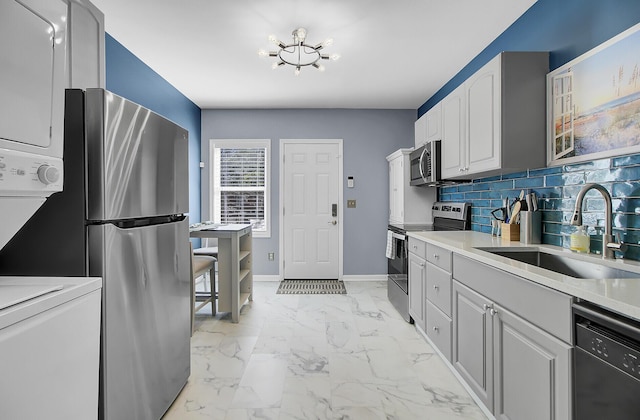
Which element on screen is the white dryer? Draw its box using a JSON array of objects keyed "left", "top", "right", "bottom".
[{"left": 0, "top": 0, "right": 104, "bottom": 250}]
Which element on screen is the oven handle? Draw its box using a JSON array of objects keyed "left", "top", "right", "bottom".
[{"left": 390, "top": 232, "right": 404, "bottom": 240}]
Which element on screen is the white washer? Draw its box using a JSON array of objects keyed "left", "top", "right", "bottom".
[{"left": 0, "top": 276, "right": 102, "bottom": 420}]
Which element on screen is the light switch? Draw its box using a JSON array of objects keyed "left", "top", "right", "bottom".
[
  {"left": 347, "top": 200, "right": 356, "bottom": 208},
  {"left": 347, "top": 176, "right": 354, "bottom": 188}
]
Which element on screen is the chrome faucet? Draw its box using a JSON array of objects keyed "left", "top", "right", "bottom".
[{"left": 571, "top": 183, "right": 626, "bottom": 259}]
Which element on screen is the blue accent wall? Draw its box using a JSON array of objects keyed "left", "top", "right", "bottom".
[
  {"left": 418, "top": 0, "right": 640, "bottom": 116},
  {"left": 423, "top": 0, "right": 640, "bottom": 261},
  {"left": 105, "top": 34, "right": 202, "bottom": 223}
]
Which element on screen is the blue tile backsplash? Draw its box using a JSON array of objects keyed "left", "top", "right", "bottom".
[{"left": 438, "top": 154, "right": 640, "bottom": 261}]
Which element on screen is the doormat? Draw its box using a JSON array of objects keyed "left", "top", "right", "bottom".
[{"left": 276, "top": 279, "right": 347, "bottom": 295}]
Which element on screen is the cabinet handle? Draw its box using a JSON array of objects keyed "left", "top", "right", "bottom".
[
  {"left": 433, "top": 285, "right": 439, "bottom": 291},
  {"left": 433, "top": 253, "right": 439, "bottom": 259},
  {"left": 433, "top": 326, "right": 439, "bottom": 333},
  {"left": 413, "top": 245, "right": 418, "bottom": 250},
  {"left": 483, "top": 304, "right": 491, "bottom": 311},
  {"left": 458, "top": 168, "right": 464, "bottom": 172},
  {"left": 490, "top": 308, "right": 498, "bottom": 316},
  {"left": 420, "top": 262, "right": 425, "bottom": 267}
]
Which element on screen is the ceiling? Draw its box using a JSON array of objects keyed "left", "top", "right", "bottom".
[{"left": 91, "top": 0, "right": 537, "bottom": 110}]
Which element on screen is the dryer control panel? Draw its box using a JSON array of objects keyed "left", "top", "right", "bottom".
[{"left": 0, "top": 148, "right": 63, "bottom": 196}]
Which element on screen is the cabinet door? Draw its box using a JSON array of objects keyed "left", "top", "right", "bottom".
[
  {"left": 425, "top": 102, "right": 442, "bottom": 143},
  {"left": 408, "top": 252, "right": 426, "bottom": 330},
  {"left": 388, "top": 156, "right": 403, "bottom": 223},
  {"left": 466, "top": 55, "right": 501, "bottom": 175},
  {"left": 415, "top": 113, "right": 427, "bottom": 148},
  {"left": 441, "top": 85, "right": 466, "bottom": 179},
  {"left": 493, "top": 303, "right": 572, "bottom": 420},
  {"left": 452, "top": 280, "right": 493, "bottom": 411}
]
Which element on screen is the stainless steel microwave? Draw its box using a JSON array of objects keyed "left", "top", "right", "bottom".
[{"left": 409, "top": 140, "right": 441, "bottom": 186}]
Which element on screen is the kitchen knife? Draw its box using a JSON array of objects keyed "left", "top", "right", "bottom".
[
  {"left": 525, "top": 194, "right": 533, "bottom": 212},
  {"left": 504, "top": 197, "right": 510, "bottom": 220},
  {"left": 530, "top": 192, "right": 538, "bottom": 211}
]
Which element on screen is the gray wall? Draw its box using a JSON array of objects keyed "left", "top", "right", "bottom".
[{"left": 201, "top": 109, "right": 416, "bottom": 276}]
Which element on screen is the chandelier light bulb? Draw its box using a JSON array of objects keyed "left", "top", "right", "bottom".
[
  {"left": 323, "top": 38, "right": 334, "bottom": 47},
  {"left": 294, "top": 66, "right": 301, "bottom": 76},
  {"left": 258, "top": 49, "right": 268, "bottom": 57},
  {"left": 331, "top": 54, "right": 341, "bottom": 61}
]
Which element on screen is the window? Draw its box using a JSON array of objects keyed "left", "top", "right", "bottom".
[
  {"left": 551, "top": 72, "right": 574, "bottom": 160},
  {"left": 210, "top": 140, "right": 270, "bottom": 237}
]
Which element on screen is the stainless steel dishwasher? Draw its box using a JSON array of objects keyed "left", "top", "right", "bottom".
[{"left": 573, "top": 301, "right": 640, "bottom": 419}]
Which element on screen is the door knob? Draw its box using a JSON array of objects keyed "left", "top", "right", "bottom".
[{"left": 328, "top": 220, "right": 337, "bottom": 225}]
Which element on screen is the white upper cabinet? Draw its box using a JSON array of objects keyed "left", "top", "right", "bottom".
[
  {"left": 441, "top": 52, "right": 549, "bottom": 180},
  {"left": 386, "top": 149, "right": 436, "bottom": 225},
  {"left": 414, "top": 103, "right": 442, "bottom": 148},
  {"left": 441, "top": 84, "right": 466, "bottom": 179}
]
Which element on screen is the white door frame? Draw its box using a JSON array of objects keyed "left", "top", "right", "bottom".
[{"left": 279, "top": 139, "right": 344, "bottom": 280}]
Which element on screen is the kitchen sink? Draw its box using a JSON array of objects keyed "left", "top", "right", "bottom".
[{"left": 475, "top": 248, "right": 640, "bottom": 279}]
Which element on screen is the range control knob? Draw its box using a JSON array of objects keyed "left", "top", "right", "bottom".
[{"left": 37, "top": 165, "right": 60, "bottom": 185}]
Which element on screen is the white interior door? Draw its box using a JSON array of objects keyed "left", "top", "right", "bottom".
[{"left": 282, "top": 140, "right": 342, "bottom": 279}]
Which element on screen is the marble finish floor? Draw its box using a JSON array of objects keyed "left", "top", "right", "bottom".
[{"left": 163, "top": 281, "right": 487, "bottom": 420}]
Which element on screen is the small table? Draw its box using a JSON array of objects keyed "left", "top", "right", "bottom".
[{"left": 190, "top": 223, "right": 253, "bottom": 323}]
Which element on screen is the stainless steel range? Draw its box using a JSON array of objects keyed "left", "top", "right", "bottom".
[{"left": 387, "top": 202, "right": 470, "bottom": 323}]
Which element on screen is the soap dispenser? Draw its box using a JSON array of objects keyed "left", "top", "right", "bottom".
[{"left": 570, "top": 225, "right": 589, "bottom": 253}]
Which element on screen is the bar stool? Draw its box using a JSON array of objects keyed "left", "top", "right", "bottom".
[
  {"left": 190, "top": 244, "right": 216, "bottom": 335},
  {"left": 194, "top": 238, "right": 218, "bottom": 259}
]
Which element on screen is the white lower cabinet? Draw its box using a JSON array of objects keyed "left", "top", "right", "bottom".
[
  {"left": 408, "top": 245, "right": 426, "bottom": 331},
  {"left": 425, "top": 300, "right": 452, "bottom": 361},
  {"left": 409, "top": 240, "right": 573, "bottom": 420},
  {"left": 493, "top": 301, "right": 572, "bottom": 420},
  {"left": 452, "top": 254, "right": 572, "bottom": 420},
  {"left": 452, "top": 281, "right": 494, "bottom": 409}
]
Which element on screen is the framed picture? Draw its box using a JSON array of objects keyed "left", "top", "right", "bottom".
[{"left": 547, "top": 22, "right": 640, "bottom": 166}]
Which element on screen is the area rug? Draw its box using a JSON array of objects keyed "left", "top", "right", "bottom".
[{"left": 276, "top": 279, "right": 347, "bottom": 295}]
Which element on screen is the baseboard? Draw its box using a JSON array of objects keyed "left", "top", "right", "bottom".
[
  {"left": 253, "top": 275, "right": 281, "bottom": 282},
  {"left": 342, "top": 274, "right": 387, "bottom": 282}
]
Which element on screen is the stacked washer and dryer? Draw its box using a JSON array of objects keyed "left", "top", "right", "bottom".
[{"left": 0, "top": 1, "right": 104, "bottom": 419}]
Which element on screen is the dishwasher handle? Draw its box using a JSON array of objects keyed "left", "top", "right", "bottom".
[{"left": 574, "top": 301, "right": 640, "bottom": 343}]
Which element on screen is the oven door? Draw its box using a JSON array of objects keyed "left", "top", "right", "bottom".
[{"left": 387, "top": 233, "right": 407, "bottom": 293}]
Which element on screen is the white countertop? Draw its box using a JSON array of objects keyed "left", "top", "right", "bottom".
[
  {"left": 407, "top": 230, "right": 640, "bottom": 321},
  {"left": 190, "top": 223, "right": 251, "bottom": 232}
]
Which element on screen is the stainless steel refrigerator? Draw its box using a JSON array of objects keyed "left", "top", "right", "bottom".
[{"left": 0, "top": 88, "right": 191, "bottom": 420}]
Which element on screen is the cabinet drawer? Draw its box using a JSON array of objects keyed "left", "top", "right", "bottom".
[
  {"left": 408, "top": 237, "right": 426, "bottom": 258},
  {"left": 426, "top": 300, "right": 452, "bottom": 362},
  {"left": 426, "top": 243, "right": 451, "bottom": 272},
  {"left": 426, "top": 263, "right": 451, "bottom": 316}
]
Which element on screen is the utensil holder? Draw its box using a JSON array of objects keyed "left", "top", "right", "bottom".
[
  {"left": 519, "top": 211, "right": 541, "bottom": 244},
  {"left": 501, "top": 222, "right": 520, "bottom": 241}
]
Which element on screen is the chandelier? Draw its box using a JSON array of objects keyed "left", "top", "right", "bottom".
[{"left": 258, "top": 27, "right": 340, "bottom": 75}]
